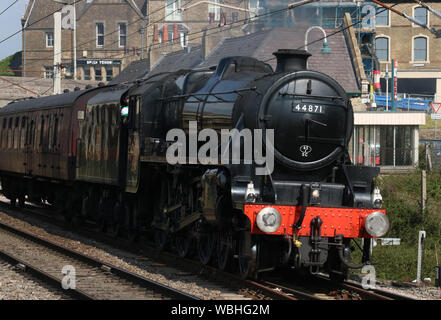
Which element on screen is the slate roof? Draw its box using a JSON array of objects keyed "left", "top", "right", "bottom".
[
  {"left": 148, "top": 45, "right": 204, "bottom": 76},
  {"left": 109, "top": 45, "right": 203, "bottom": 84},
  {"left": 112, "top": 27, "right": 360, "bottom": 93},
  {"left": 108, "top": 59, "right": 150, "bottom": 85},
  {"left": 199, "top": 27, "right": 360, "bottom": 93}
]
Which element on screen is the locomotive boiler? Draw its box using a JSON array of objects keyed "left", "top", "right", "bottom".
[{"left": 0, "top": 49, "right": 389, "bottom": 280}]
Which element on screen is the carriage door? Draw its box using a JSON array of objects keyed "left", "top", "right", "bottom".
[
  {"left": 25, "top": 117, "right": 36, "bottom": 176},
  {"left": 124, "top": 95, "right": 140, "bottom": 193}
]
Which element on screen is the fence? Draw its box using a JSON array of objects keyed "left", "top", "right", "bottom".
[
  {"left": 374, "top": 95, "right": 432, "bottom": 112},
  {"left": 420, "top": 140, "right": 441, "bottom": 170}
]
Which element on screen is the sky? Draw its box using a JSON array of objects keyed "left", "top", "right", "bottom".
[{"left": 0, "top": 0, "right": 29, "bottom": 60}]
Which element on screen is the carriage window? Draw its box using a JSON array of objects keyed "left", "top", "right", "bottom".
[
  {"left": 21, "top": 117, "right": 26, "bottom": 128},
  {"left": 15, "top": 117, "right": 19, "bottom": 128},
  {"left": 30, "top": 120, "right": 35, "bottom": 147},
  {"left": 40, "top": 118, "right": 45, "bottom": 146},
  {"left": 53, "top": 117, "right": 59, "bottom": 148},
  {"left": 2, "top": 118, "right": 6, "bottom": 129},
  {"left": 8, "top": 118, "right": 12, "bottom": 129}
]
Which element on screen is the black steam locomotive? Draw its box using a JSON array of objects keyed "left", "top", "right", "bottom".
[{"left": 0, "top": 49, "right": 388, "bottom": 279}]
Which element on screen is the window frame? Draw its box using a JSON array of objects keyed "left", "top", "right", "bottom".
[
  {"left": 413, "top": 6, "right": 429, "bottom": 28},
  {"left": 96, "top": 22, "right": 105, "bottom": 48},
  {"left": 412, "top": 35, "right": 429, "bottom": 63},
  {"left": 375, "top": 35, "right": 390, "bottom": 63},
  {"left": 118, "top": 22, "right": 127, "bottom": 48},
  {"left": 46, "top": 32, "right": 54, "bottom": 48},
  {"left": 165, "top": 0, "right": 182, "bottom": 21},
  {"left": 209, "top": 0, "right": 221, "bottom": 21},
  {"left": 375, "top": 7, "right": 390, "bottom": 27}
]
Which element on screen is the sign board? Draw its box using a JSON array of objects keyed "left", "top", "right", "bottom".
[
  {"left": 431, "top": 113, "right": 441, "bottom": 120},
  {"left": 431, "top": 102, "right": 441, "bottom": 114},
  {"left": 77, "top": 59, "right": 121, "bottom": 65}
]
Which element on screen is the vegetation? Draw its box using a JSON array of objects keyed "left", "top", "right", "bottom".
[
  {"left": 352, "top": 170, "right": 441, "bottom": 284},
  {"left": 0, "top": 52, "right": 22, "bottom": 76},
  {"left": 421, "top": 114, "right": 438, "bottom": 130}
]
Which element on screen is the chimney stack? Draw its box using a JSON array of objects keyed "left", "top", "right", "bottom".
[
  {"left": 209, "top": 12, "right": 215, "bottom": 24},
  {"left": 273, "top": 49, "right": 311, "bottom": 72},
  {"left": 153, "top": 24, "right": 159, "bottom": 42},
  {"left": 163, "top": 24, "right": 169, "bottom": 42},
  {"left": 173, "top": 24, "right": 179, "bottom": 43}
]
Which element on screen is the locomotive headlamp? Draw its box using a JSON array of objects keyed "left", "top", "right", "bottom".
[
  {"left": 365, "top": 211, "right": 389, "bottom": 238},
  {"left": 256, "top": 207, "right": 282, "bottom": 233},
  {"left": 312, "top": 189, "right": 320, "bottom": 198},
  {"left": 372, "top": 187, "right": 383, "bottom": 209}
]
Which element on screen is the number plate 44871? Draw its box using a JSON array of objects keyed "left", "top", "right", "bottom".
[{"left": 292, "top": 103, "right": 325, "bottom": 114}]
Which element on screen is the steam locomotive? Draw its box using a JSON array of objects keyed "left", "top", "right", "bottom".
[{"left": 0, "top": 49, "right": 388, "bottom": 279}]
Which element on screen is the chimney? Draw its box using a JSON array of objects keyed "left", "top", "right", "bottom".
[
  {"left": 273, "top": 49, "right": 311, "bottom": 72},
  {"left": 209, "top": 12, "right": 215, "bottom": 24},
  {"left": 153, "top": 24, "right": 159, "bottom": 42},
  {"left": 220, "top": 11, "right": 226, "bottom": 26},
  {"left": 173, "top": 24, "right": 179, "bottom": 43},
  {"left": 163, "top": 24, "right": 169, "bottom": 42},
  {"left": 232, "top": 11, "right": 238, "bottom": 23}
]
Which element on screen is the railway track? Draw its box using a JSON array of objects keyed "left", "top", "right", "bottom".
[
  {"left": 0, "top": 220, "right": 199, "bottom": 300},
  {"left": 0, "top": 197, "right": 416, "bottom": 300}
]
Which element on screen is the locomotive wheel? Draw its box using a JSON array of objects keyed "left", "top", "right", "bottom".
[
  {"left": 128, "top": 208, "right": 140, "bottom": 243},
  {"left": 174, "top": 232, "right": 192, "bottom": 258},
  {"left": 238, "top": 235, "right": 257, "bottom": 279},
  {"left": 197, "top": 232, "right": 215, "bottom": 265},
  {"left": 155, "top": 229, "right": 168, "bottom": 251},
  {"left": 217, "top": 231, "right": 233, "bottom": 271}
]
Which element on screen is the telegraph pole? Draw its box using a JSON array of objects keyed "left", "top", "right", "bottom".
[{"left": 53, "top": 12, "right": 62, "bottom": 94}]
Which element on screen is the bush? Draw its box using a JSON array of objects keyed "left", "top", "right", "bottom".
[{"left": 353, "top": 171, "right": 441, "bottom": 283}]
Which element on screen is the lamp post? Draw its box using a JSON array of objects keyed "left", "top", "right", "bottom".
[
  {"left": 304, "top": 26, "right": 331, "bottom": 54},
  {"left": 139, "top": 26, "right": 146, "bottom": 60},
  {"left": 52, "top": 0, "right": 77, "bottom": 79},
  {"left": 384, "top": 65, "right": 390, "bottom": 111}
]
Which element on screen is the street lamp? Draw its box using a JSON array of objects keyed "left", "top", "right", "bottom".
[{"left": 304, "top": 26, "right": 331, "bottom": 54}]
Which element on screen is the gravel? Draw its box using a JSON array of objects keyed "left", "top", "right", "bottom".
[
  {"left": 0, "top": 259, "right": 71, "bottom": 300},
  {"left": 0, "top": 204, "right": 248, "bottom": 300}
]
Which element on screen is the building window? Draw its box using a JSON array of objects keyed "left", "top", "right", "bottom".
[
  {"left": 96, "top": 23, "right": 104, "bottom": 47},
  {"left": 180, "top": 32, "right": 188, "bottom": 47},
  {"left": 414, "top": 36, "right": 428, "bottom": 61},
  {"left": 376, "top": 7, "right": 389, "bottom": 26},
  {"left": 249, "top": 0, "right": 264, "bottom": 18},
  {"left": 46, "top": 32, "right": 54, "bottom": 47},
  {"left": 118, "top": 23, "right": 127, "bottom": 48},
  {"left": 375, "top": 37, "right": 389, "bottom": 62},
  {"left": 44, "top": 66, "right": 53, "bottom": 79},
  {"left": 350, "top": 125, "right": 415, "bottom": 167},
  {"left": 94, "top": 67, "right": 102, "bottom": 81},
  {"left": 209, "top": 0, "right": 221, "bottom": 21},
  {"left": 414, "top": 6, "right": 428, "bottom": 26},
  {"left": 105, "top": 67, "right": 113, "bottom": 81},
  {"left": 165, "top": 0, "right": 182, "bottom": 21},
  {"left": 83, "top": 67, "right": 91, "bottom": 80}
]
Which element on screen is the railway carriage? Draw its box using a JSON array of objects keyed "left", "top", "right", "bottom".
[{"left": 0, "top": 49, "right": 389, "bottom": 280}]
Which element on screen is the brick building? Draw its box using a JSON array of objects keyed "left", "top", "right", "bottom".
[
  {"left": 22, "top": 0, "right": 147, "bottom": 81},
  {"left": 374, "top": 1, "right": 441, "bottom": 100},
  {"left": 21, "top": 0, "right": 260, "bottom": 82}
]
